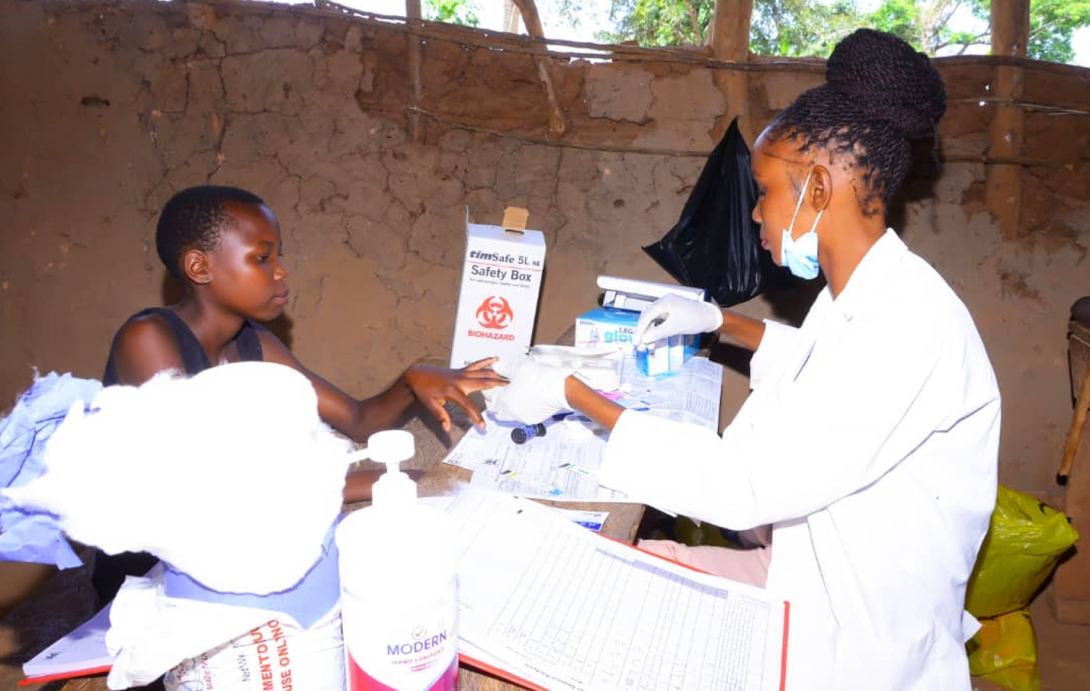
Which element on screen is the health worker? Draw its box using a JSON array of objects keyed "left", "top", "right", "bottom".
[{"left": 484, "top": 28, "right": 1000, "bottom": 691}]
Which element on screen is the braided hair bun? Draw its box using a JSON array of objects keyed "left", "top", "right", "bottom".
[
  {"left": 769, "top": 29, "right": 947, "bottom": 209},
  {"left": 827, "top": 29, "right": 946, "bottom": 139}
]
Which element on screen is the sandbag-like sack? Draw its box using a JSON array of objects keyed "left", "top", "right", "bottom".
[
  {"left": 967, "top": 608, "right": 1039, "bottom": 691},
  {"left": 965, "top": 486, "right": 1079, "bottom": 619}
]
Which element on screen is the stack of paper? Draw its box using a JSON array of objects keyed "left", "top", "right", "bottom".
[{"left": 447, "top": 491, "right": 789, "bottom": 691}]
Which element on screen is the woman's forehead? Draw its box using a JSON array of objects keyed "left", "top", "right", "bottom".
[
  {"left": 754, "top": 131, "right": 809, "bottom": 166},
  {"left": 753, "top": 143, "right": 802, "bottom": 182}
]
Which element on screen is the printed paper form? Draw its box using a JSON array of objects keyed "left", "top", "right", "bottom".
[
  {"left": 449, "top": 491, "right": 786, "bottom": 691},
  {"left": 463, "top": 422, "right": 627, "bottom": 501},
  {"left": 444, "top": 355, "right": 724, "bottom": 502},
  {"left": 623, "top": 354, "right": 724, "bottom": 429}
]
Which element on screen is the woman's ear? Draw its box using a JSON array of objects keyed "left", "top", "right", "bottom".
[
  {"left": 810, "top": 164, "right": 833, "bottom": 212},
  {"left": 182, "top": 248, "right": 212, "bottom": 285}
]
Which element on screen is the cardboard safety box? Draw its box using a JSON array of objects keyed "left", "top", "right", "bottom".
[
  {"left": 449, "top": 208, "right": 546, "bottom": 368},
  {"left": 574, "top": 307, "right": 641, "bottom": 351}
]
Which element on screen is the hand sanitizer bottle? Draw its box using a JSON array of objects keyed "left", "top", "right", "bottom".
[{"left": 336, "top": 431, "right": 458, "bottom": 691}]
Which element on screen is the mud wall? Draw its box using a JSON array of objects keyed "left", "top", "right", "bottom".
[{"left": 2, "top": 0, "right": 1088, "bottom": 514}]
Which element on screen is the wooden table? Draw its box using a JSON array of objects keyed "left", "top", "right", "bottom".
[{"left": 0, "top": 400, "right": 645, "bottom": 691}]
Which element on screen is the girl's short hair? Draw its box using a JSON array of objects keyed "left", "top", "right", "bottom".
[{"left": 156, "top": 186, "right": 265, "bottom": 280}]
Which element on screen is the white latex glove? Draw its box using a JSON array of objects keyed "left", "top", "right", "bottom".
[
  {"left": 482, "top": 360, "right": 573, "bottom": 424},
  {"left": 635, "top": 294, "right": 724, "bottom": 346}
]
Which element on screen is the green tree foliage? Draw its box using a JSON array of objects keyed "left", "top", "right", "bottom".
[
  {"left": 1023, "top": 0, "right": 1090, "bottom": 64},
  {"left": 864, "top": 0, "right": 1090, "bottom": 63},
  {"left": 747, "top": 0, "right": 859, "bottom": 57},
  {"left": 425, "top": 0, "right": 481, "bottom": 27},
  {"left": 596, "top": 0, "right": 716, "bottom": 46},
  {"left": 590, "top": 0, "right": 1089, "bottom": 64}
]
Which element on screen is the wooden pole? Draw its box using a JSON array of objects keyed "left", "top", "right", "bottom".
[
  {"left": 510, "top": 0, "right": 567, "bottom": 136},
  {"left": 985, "top": 0, "right": 1030, "bottom": 239},
  {"left": 708, "top": 0, "right": 754, "bottom": 144},
  {"left": 1055, "top": 324, "right": 1090, "bottom": 624},
  {"left": 1059, "top": 357, "right": 1090, "bottom": 479},
  {"left": 709, "top": 0, "right": 753, "bottom": 62},
  {"left": 405, "top": 0, "right": 425, "bottom": 142}
]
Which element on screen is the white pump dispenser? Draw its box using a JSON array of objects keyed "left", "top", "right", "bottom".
[
  {"left": 368, "top": 430, "right": 416, "bottom": 509},
  {"left": 336, "top": 431, "right": 459, "bottom": 691}
]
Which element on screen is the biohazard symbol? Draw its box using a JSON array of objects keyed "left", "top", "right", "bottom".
[{"left": 475, "top": 296, "right": 514, "bottom": 330}]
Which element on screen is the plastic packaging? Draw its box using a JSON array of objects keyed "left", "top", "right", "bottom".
[
  {"left": 643, "top": 118, "right": 791, "bottom": 307},
  {"left": 165, "top": 608, "right": 346, "bottom": 691},
  {"left": 965, "top": 486, "right": 1080, "bottom": 619},
  {"left": 114, "top": 550, "right": 345, "bottom": 691},
  {"left": 336, "top": 431, "right": 458, "bottom": 691},
  {"left": 960, "top": 487, "right": 1079, "bottom": 691},
  {"left": 966, "top": 608, "right": 1040, "bottom": 691},
  {"left": 529, "top": 343, "right": 624, "bottom": 392}
]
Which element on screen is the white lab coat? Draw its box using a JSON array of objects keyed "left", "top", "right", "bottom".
[{"left": 600, "top": 230, "right": 1000, "bottom": 690}]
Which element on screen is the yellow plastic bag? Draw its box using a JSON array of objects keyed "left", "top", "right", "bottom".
[
  {"left": 965, "top": 486, "right": 1079, "bottom": 618},
  {"left": 673, "top": 516, "right": 739, "bottom": 548},
  {"left": 967, "top": 609, "right": 1040, "bottom": 691}
]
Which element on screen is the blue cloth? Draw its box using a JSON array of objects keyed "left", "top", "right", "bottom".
[
  {"left": 1, "top": 369, "right": 340, "bottom": 627},
  {"left": 162, "top": 517, "right": 342, "bottom": 629},
  {"left": 0, "top": 371, "right": 103, "bottom": 568}
]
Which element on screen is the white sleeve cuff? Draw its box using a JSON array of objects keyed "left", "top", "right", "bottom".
[{"left": 600, "top": 410, "right": 744, "bottom": 525}]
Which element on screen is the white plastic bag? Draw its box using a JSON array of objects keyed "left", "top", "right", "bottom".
[
  {"left": 106, "top": 563, "right": 344, "bottom": 690},
  {"left": 165, "top": 607, "right": 345, "bottom": 691}
]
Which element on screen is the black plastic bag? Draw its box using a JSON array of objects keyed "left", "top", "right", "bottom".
[{"left": 643, "top": 118, "right": 790, "bottom": 307}]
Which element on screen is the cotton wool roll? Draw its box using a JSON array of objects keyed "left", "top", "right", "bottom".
[{"left": 4, "top": 361, "right": 352, "bottom": 594}]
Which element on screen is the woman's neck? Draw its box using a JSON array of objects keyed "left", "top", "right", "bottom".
[{"left": 819, "top": 217, "right": 887, "bottom": 298}]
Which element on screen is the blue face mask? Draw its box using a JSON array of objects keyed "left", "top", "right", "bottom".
[{"left": 780, "top": 169, "right": 824, "bottom": 280}]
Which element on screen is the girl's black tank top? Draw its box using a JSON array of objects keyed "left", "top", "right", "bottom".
[{"left": 102, "top": 307, "right": 264, "bottom": 385}]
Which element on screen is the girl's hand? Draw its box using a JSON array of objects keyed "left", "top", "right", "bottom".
[{"left": 404, "top": 357, "right": 508, "bottom": 431}]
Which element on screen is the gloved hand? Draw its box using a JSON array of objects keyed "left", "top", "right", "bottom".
[
  {"left": 482, "top": 360, "right": 573, "bottom": 424},
  {"left": 635, "top": 294, "right": 724, "bottom": 346}
]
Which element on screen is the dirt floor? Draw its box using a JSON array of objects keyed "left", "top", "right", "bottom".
[{"left": 974, "top": 589, "right": 1090, "bottom": 691}]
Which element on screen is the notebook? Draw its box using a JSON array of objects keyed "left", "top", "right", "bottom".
[{"left": 20, "top": 602, "right": 113, "bottom": 686}]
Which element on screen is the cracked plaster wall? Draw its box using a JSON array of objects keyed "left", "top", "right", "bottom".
[{"left": 2, "top": 0, "right": 1089, "bottom": 507}]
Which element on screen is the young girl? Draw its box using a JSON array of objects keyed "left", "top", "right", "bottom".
[
  {"left": 487, "top": 29, "right": 1000, "bottom": 690},
  {"left": 94, "top": 185, "right": 505, "bottom": 602}
]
